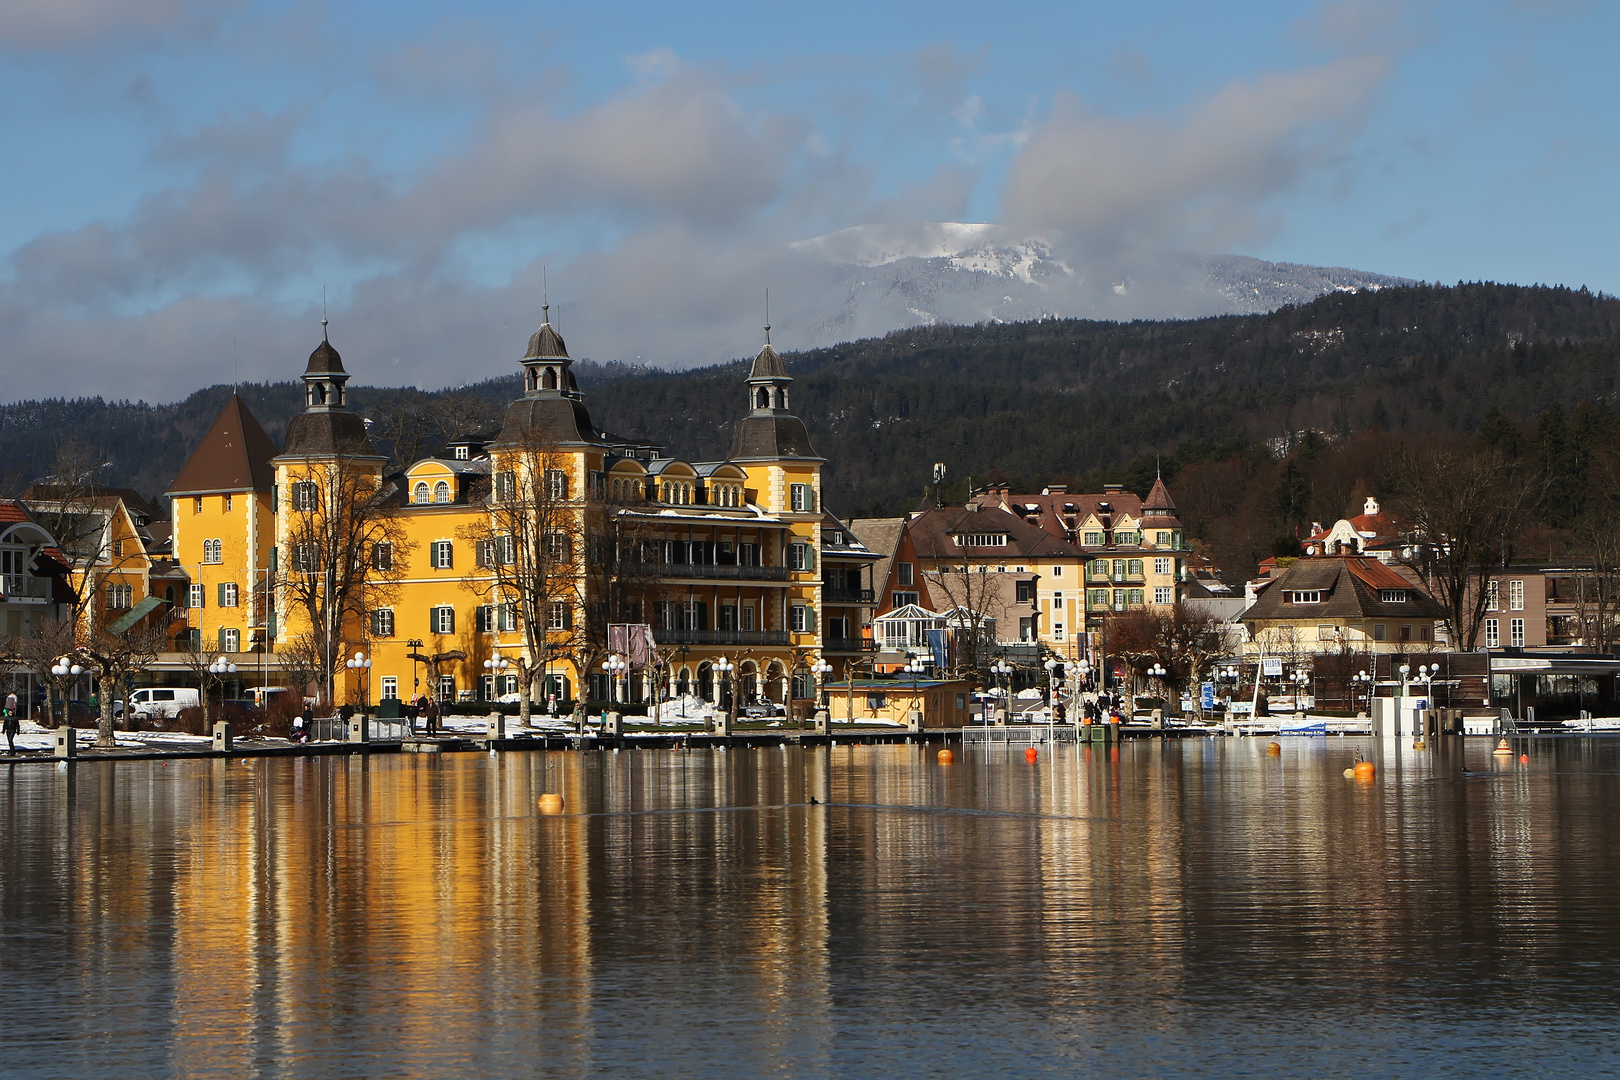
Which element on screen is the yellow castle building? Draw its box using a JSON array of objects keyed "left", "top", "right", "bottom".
[{"left": 161, "top": 312, "right": 879, "bottom": 716}]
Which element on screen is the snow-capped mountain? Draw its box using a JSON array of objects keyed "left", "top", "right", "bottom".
[{"left": 778, "top": 223, "right": 1413, "bottom": 345}]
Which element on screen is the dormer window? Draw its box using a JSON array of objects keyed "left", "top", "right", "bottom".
[
  {"left": 958, "top": 533, "right": 1008, "bottom": 547},
  {"left": 1380, "top": 589, "right": 1408, "bottom": 603},
  {"left": 1287, "top": 590, "right": 1323, "bottom": 604},
  {"left": 454, "top": 446, "right": 469, "bottom": 460},
  {"left": 433, "top": 480, "right": 451, "bottom": 504},
  {"left": 414, "top": 482, "right": 430, "bottom": 504}
]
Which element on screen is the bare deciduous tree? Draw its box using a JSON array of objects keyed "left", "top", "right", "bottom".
[
  {"left": 1392, "top": 443, "right": 1539, "bottom": 651},
  {"left": 277, "top": 455, "right": 411, "bottom": 708},
  {"left": 458, "top": 429, "right": 584, "bottom": 723},
  {"left": 0, "top": 616, "right": 78, "bottom": 726},
  {"left": 80, "top": 615, "right": 171, "bottom": 746}
]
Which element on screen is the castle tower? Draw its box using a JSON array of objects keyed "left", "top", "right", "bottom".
[
  {"left": 728, "top": 327, "right": 821, "bottom": 467},
  {"left": 278, "top": 323, "right": 380, "bottom": 459},
  {"left": 492, "top": 305, "right": 602, "bottom": 449}
]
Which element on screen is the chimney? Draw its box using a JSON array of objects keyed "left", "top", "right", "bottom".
[
  {"left": 1103, "top": 483, "right": 1123, "bottom": 493},
  {"left": 1043, "top": 484, "right": 1067, "bottom": 495}
]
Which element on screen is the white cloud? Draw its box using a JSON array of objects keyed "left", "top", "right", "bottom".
[
  {"left": 1001, "top": 55, "right": 1390, "bottom": 254},
  {"left": 0, "top": 0, "right": 234, "bottom": 49}
]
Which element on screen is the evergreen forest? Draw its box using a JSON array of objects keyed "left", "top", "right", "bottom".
[{"left": 5, "top": 280, "right": 1620, "bottom": 581}]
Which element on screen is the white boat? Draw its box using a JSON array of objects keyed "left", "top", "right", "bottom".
[{"left": 1561, "top": 718, "right": 1620, "bottom": 732}]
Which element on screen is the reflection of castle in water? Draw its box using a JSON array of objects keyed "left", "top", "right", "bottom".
[{"left": 11, "top": 743, "right": 1611, "bottom": 1071}]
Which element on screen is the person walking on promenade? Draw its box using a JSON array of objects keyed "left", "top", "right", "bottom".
[
  {"left": 424, "top": 695, "right": 439, "bottom": 736},
  {"left": 3, "top": 701, "right": 18, "bottom": 754}
]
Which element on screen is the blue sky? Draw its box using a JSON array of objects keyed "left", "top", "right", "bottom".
[{"left": 0, "top": 0, "right": 1614, "bottom": 401}]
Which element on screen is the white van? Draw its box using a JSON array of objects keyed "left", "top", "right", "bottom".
[{"left": 128, "top": 687, "right": 201, "bottom": 720}]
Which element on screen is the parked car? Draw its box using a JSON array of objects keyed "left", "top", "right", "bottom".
[
  {"left": 219, "top": 699, "right": 264, "bottom": 721},
  {"left": 66, "top": 699, "right": 124, "bottom": 722},
  {"left": 742, "top": 703, "right": 786, "bottom": 718},
  {"left": 128, "top": 687, "right": 200, "bottom": 721}
]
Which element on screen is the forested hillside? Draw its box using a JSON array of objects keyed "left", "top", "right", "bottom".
[{"left": 5, "top": 282, "right": 1619, "bottom": 580}]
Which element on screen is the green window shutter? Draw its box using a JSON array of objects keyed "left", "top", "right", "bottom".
[
  {"left": 1129, "top": 559, "right": 1143, "bottom": 576},
  {"left": 217, "top": 583, "right": 227, "bottom": 606}
]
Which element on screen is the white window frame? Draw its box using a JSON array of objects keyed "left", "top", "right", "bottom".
[
  {"left": 432, "top": 606, "right": 455, "bottom": 634},
  {"left": 222, "top": 628, "right": 240, "bottom": 652},
  {"left": 203, "top": 538, "right": 223, "bottom": 564},
  {"left": 1154, "top": 557, "right": 1172, "bottom": 575},
  {"left": 220, "top": 582, "right": 239, "bottom": 607},
  {"left": 431, "top": 540, "right": 454, "bottom": 569},
  {"left": 291, "top": 482, "right": 319, "bottom": 512},
  {"left": 372, "top": 608, "right": 394, "bottom": 637},
  {"left": 1510, "top": 617, "right": 1525, "bottom": 648},
  {"left": 790, "top": 484, "right": 813, "bottom": 513},
  {"left": 1509, "top": 580, "right": 1524, "bottom": 611},
  {"left": 1486, "top": 580, "right": 1499, "bottom": 612},
  {"left": 1154, "top": 586, "right": 1174, "bottom": 604},
  {"left": 1484, "top": 618, "right": 1500, "bottom": 649},
  {"left": 898, "top": 562, "right": 914, "bottom": 586},
  {"left": 189, "top": 583, "right": 205, "bottom": 609},
  {"left": 381, "top": 676, "right": 398, "bottom": 701}
]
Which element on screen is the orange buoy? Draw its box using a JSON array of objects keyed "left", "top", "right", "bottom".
[
  {"left": 937, "top": 748, "right": 955, "bottom": 765},
  {"left": 1354, "top": 761, "right": 1376, "bottom": 781},
  {"left": 538, "top": 793, "right": 565, "bottom": 814},
  {"left": 1265, "top": 741, "right": 1281, "bottom": 756},
  {"left": 1413, "top": 739, "right": 1426, "bottom": 750},
  {"left": 1025, "top": 747, "right": 1038, "bottom": 762},
  {"left": 1519, "top": 754, "right": 1530, "bottom": 764}
]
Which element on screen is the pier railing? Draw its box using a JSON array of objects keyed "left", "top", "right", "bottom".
[{"left": 961, "top": 723, "right": 1081, "bottom": 746}]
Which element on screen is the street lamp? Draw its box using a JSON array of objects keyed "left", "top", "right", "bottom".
[
  {"left": 1044, "top": 656, "right": 1059, "bottom": 709},
  {"left": 811, "top": 657, "right": 833, "bottom": 715},
  {"left": 208, "top": 654, "right": 239, "bottom": 722},
  {"left": 406, "top": 638, "right": 424, "bottom": 704},
  {"left": 50, "top": 657, "right": 84, "bottom": 724},
  {"left": 605, "top": 654, "right": 628, "bottom": 708},
  {"left": 483, "top": 656, "right": 510, "bottom": 703},
  {"left": 1290, "top": 669, "right": 1311, "bottom": 717},
  {"left": 1398, "top": 662, "right": 1412, "bottom": 698},
  {"left": 990, "top": 659, "right": 1012, "bottom": 723},
  {"left": 1352, "top": 669, "right": 1374, "bottom": 713},
  {"left": 344, "top": 651, "right": 371, "bottom": 712},
  {"left": 714, "top": 656, "right": 735, "bottom": 724}
]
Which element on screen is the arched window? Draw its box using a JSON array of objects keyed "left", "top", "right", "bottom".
[
  {"left": 543, "top": 368, "right": 558, "bottom": 390},
  {"left": 414, "top": 482, "right": 429, "bottom": 504},
  {"left": 756, "top": 387, "right": 769, "bottom": 408},
  {"left": 433, "top": 481, "right": 451, "bottom": 504},
  {"left": 684, "top": 483, "right": 693, "bottom": 505},
  {"left": 313, "top": 384, "right": 327, "bottom": 405}
]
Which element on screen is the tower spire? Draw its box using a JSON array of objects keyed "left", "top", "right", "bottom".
[{"left": 765, "top": 287, "right": 771, "bottom": 345}]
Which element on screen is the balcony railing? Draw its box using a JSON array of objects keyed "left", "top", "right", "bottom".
[
  {"left": 656, "top": 629, "right": 791, "bottom": 646},
  {"left": 634, "top": 562, "right": 790, "bottom": 581},
  {"left": 822, "top": 588, "right": 875, "bottom": 604},
  {"left": 823, "top": 636, "right": 877, "bottom": 652},
  {"left": 1, "top": 575, "right": 51, "bottom": 601}
]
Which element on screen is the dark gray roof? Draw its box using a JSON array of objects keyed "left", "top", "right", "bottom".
[
  {"left": 279, "top": 410, "right": 377, "bottom": 457},
  {"left": 1243, "top": 557, "right": 1444, "bottom": 623},
  {"left": 748, "top": 341, "right": 787, "bottom": 380},
  {"left": 304, "top": 338, "right": 345, "bottom": 375},
  {"left": 523, "top": 321, "right": 569, "bottom": 361},
  {"left": 492, "top": 396, "right": 603, "bottom": 448},
  {"left": 728, "top": 414, "right": 820, "bottom": 462}
]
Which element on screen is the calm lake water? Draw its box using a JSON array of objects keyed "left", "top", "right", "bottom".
[{"left": 1, "top": 738, "right": 1619, "bottom": 1078}]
